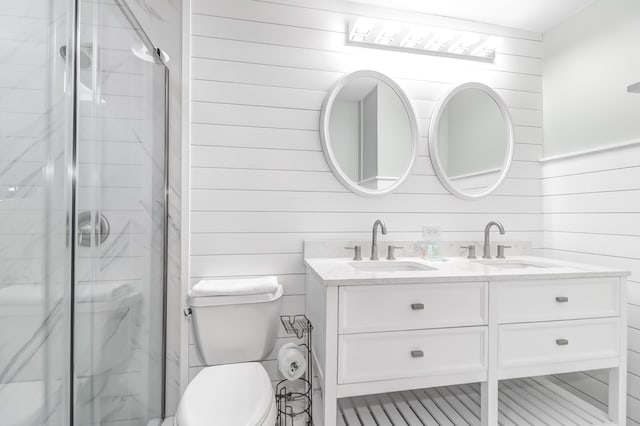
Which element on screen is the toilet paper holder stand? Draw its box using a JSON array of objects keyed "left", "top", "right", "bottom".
[{"left": 276, "top": 314, "right": 313, "bottom": 426}]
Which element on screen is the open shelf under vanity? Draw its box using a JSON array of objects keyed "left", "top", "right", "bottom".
[{"left": 337, "top": 376, "right": 614, "bottom": 426}]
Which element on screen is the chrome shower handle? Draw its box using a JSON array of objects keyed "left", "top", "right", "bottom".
[{"left": 77, "top": 211, "right": 110, "bottom": 247}]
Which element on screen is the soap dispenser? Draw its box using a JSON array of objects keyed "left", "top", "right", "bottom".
[{"left": 422, "top": 225, "right": 442, "bottom": 260}]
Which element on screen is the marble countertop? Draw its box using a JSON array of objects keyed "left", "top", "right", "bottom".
[{"left": 304, "top": 256, "right": 630, "bottom": 286}]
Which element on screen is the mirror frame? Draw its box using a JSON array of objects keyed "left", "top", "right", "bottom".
[
  {"left": 428, "top": 82, "right": 515, "bottom": 200},
  {"left": 320, "top": 70, "right": 419, "bottom": 197}
]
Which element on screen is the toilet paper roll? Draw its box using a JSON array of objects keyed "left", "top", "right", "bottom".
[{"left": 277, "top": 343, "right": 307, "bottom": 381}]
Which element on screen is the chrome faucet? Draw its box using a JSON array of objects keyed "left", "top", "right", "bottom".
[
  {"left": 370, "top": 219, "right": 387, "bottom": 260},
  {"left": 483, "top": 221, "right": 505, "bottom": 259}
]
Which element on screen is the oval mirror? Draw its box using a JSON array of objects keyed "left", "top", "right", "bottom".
[
  {"left": 320, "top": 70, "right": 418, "bottom": 196},
  {"left": 429, "top": 82, "right": 514, "bottom": 199}
]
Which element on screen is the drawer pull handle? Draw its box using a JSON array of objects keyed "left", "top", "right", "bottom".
[
  {"left": 556, "top": 296, "right": 569, "bottom": 303},
  {"left": 556, "top": 339, "right": 569, "bottom": 346},
  {"left": 411, "top": 350, "right": 424, "bottom": 358},
  {"left": 411, "top": 303, "right": 424, "bottom": 310}
]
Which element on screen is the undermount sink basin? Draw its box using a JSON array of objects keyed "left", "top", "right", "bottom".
[
  {"left": 473, "top": 259, "right": 551, "bottom": 270},
  {"left": 349, "top": 261, "right": 438, "bottom": 272}
]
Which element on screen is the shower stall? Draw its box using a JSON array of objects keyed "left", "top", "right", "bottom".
[{"left": 0, "top": 0, "right": 168, "bottom": 424}]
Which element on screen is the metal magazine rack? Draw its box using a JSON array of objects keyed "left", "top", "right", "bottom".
[{"left": 276, "top": 315, "right": 313, "bottom": 426}]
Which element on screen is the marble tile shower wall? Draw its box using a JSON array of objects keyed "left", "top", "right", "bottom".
[
  {"left": 0, "top": 0, "right": 176, "bottom": 424},
  {"left": 187, "top": 0, "right": 544, "bottom": 383},
  {"left": 0, "top": 0, "right": 70, "bottom": 424}
]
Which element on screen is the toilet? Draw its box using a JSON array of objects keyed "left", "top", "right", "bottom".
[{"left": 175, "top": 277, "right": 284, "bottom": 426}]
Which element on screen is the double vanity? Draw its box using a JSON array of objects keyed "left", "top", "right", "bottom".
[
  {"left": 311, "top": 68, "right": 628, "bottom": 425},
  {"left": 305, "top": 234, "right": 628, "bottom": 426}
]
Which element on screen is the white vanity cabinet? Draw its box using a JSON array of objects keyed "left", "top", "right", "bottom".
[
  {"left": 338, "top": 282, "right": 488, "bottom": 387},
  {"left": 496, "top": 277, "right": 622, "bottom": 380},
  {"left": 306, "top": 262, "right": 628, "bottom": 426}
]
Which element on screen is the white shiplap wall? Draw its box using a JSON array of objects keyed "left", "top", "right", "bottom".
[
  {"left": 542, "top": 142, "right": 640, "bottom": 425},
  {"left": 188, "top": 0, "right": 544, "bottom": 380}
]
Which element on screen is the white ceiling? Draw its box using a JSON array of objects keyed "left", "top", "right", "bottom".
[{"left": 346, "top": 0, "right": 596, "bottom": 33}]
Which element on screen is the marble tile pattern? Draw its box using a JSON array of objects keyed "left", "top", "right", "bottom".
[
  {"left": 304, "top": 239, "right": 533, "bottom": 260},
  {"left": 0, "top": 0, "right": 183, "bottom": 424},
  {"left": 304, "top": 253, "right": 630, "bottom": 285},
  {"left": 0, "top": 0, "right": 71, "bottom": 424}
]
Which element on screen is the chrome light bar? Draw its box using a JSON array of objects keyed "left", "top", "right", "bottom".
[{"left": 347, "top": 18, "right": 503, "bottom": 62}]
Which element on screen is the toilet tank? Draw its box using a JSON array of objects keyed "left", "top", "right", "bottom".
[{"left": 190, "top": 279, "right": 283, "bottom": 365}]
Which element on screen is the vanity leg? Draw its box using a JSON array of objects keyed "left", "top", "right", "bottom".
[
  {"left": 322, "top": 286, "right": 339, "bottom": 426},
  {"left": 609, "top": 277, "right": 628, "bottom": 425},
  {"left": 482, "top": 284, "right": 498, "bottom": 426},
  {"left": 608, "top": 368, "right": 626, "bottom": 424},
  {"left": 481, "top": 380, "right": 498, "bottom": 426},
  {"left": 321, "top": 387, "right": 338, "bottom": 426}
]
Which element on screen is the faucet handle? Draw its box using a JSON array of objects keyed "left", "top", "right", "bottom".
[
  {"left": 386, "top": 245, "right": 404, "bottom": 261},
  {"left": 497, "top": 245, "right": 512, "bottom": 259},
  {"left": 460, "top": 245, "right": 477, "bottom": 259},
  {"left": 344, "top": 245, "right": 362, "bottom": 261}
]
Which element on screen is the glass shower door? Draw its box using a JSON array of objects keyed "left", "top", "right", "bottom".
[{"left": 73, "top": 0, "right": 167, "bottom": 424}]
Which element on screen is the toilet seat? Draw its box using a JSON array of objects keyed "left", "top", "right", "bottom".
[{"left": 175, "top": 362, "right": 276, "bottom": 426}]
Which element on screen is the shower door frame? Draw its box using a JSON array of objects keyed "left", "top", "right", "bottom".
[{"left": 67, "top": 0, "right": 170, "bottom": 421}]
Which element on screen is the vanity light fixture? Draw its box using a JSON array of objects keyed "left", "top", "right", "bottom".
[
  {"left": 400, "top": 27, "right": 427, "bottom": 49},
  {"left": 374, "top": 23, "right": 402, "bottom": 45},
  {"left": 350, "top": 18, "right": 375, "bottom": 43},
  {"left": 448, "top": 32, "right": 480, "bottom": 55},
  {"left": 424, "top": 30, "right": 454, "bottom": 52},
  {"left": 628, "top": 82, "right": 640, "bottom": 94},
  {"left": 347, "top": 18, "right": 503, "bottom": 61},
  {"left": 472, "top": 36, "right": 504, "bottom": 58}
]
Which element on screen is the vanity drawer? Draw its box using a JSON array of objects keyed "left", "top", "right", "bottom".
[
  {"left": 499, "top": 318, "right": 619, "bottom": 370},
  {"left": 338, "top": 326, "right": 487, "bottom": 384},
  {"left": 339, "top": 282, "right": 487, "bottom": 334},
  {"left": 497, "top": 277, "right": 619, "bottom": 323}
]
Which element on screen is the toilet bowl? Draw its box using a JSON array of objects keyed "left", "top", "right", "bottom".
[
  {"left": 175, "top": 277, "right": 283, "bottom": 426},
  {"left": 175, "top": 363, "right": 276, "bottom": 426}
]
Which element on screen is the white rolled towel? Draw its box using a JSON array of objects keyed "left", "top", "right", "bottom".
[
  {"left": 191, "top": 276, "right": 280, "bottom": 297},
  {"left": 277, "top": 343, "right": 307, "bottom": 381}
]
